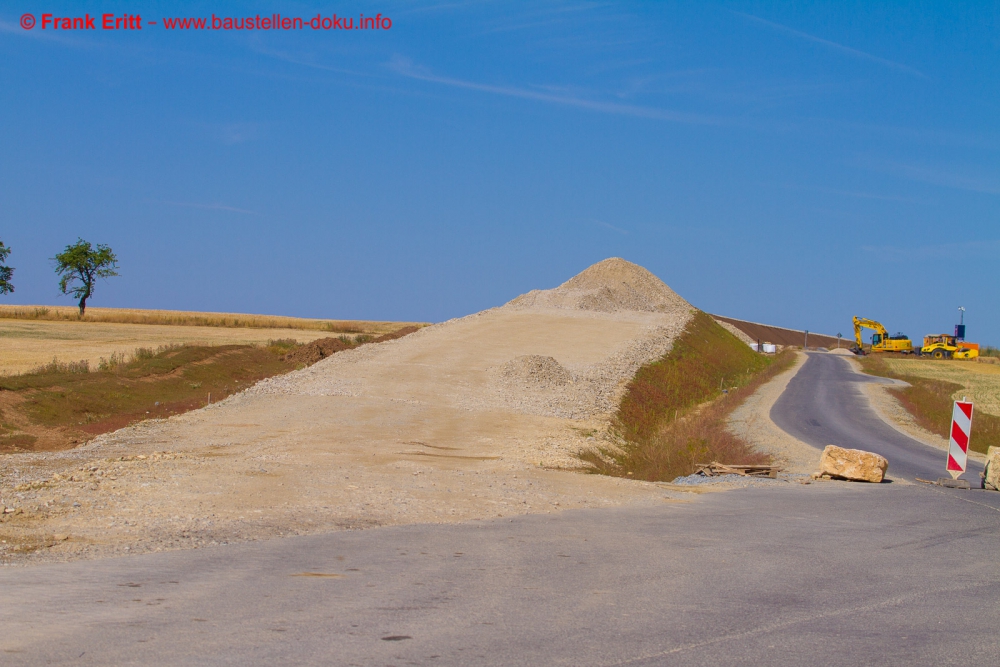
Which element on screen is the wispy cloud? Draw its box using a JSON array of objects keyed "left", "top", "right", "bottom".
[
  {"left": 872, "top": 161, "right": 1000, "bottom": 195},
  {"left": 592, "top": 219, "right": 629, "bottom": 235},
  {"left": 217, "top": 123, "right": 261, "bottom": 145},
  {"left": 246, "top": 44, "right": 364, "bottom": 77},
  {"left": 388, "top": 56, "right": 723, "bottom": 125},
  {"left": 776, "top": 183, "right": 930, "bottom": 204},
  {"left": 863, "top": 239, "right": 1000, "bottom": 261},
  {"left": 156, "top": 201, "right": 259, "bottom": 215},
  {"left": 733, "top": 12, "right": 926, "bottom": 78},
  {"left": 400, "top": 0, "right": 496, "bottom": 16}
]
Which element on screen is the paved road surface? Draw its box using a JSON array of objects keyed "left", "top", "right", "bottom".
[
  {"left": 2, "top": 351, "right": 998, "bottom": 666},
  {"left": 772, "top": 352, "right": 984, "bottom": 483}
]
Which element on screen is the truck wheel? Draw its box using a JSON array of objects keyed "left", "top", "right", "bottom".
[{"left": 932, "top": 349, "right": 945, "bottom": 359}]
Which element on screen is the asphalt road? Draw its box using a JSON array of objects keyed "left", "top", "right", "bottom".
[
  {"left": 2, "top": 352, "right": 998, "bottom": 666},
  {"left": 771, "top": 351, "right": 984, "bottom": 483}
]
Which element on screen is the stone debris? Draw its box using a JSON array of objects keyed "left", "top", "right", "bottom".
[
  {"left": 493, "top": 355, "right": 573, "bottom": 389},
  {"left": 815, "top": 445, "right": 888, "bottom": 483},
  {"left": 983, "top": 446, "right": 1000, "bottom": 491}
]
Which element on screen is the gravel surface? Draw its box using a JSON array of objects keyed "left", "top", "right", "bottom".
[
  {"left": 669, "top": 472, "right": 810, "bottom": 488},
  {"left": 1, "top": 258, "right": 699, "bottom": 564}
]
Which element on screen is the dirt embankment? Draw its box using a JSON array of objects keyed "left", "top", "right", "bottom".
[
  {"left": 1, "top": 259, "right": 697, "bottom": 563},
  {"left": 712, "top": 315, "right": 846, "bottom": 349},
  {"left": 281, "top": 327, "right": 422, "bottom": 366}
]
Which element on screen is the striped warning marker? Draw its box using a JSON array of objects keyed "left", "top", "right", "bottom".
[{"left": 946, "top": 400, "right": 974, "bottom": 480}]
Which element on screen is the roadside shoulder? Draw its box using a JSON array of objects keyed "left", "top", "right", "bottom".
[{"left": 726, "top": 351, "right": 818, "bottom": 474}]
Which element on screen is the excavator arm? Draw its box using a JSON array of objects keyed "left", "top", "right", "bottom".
[{"left": 852, "top": 316, "right": 889, "bottom": 349}]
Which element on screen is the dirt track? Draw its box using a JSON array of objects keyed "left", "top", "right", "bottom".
[{"left": 1, "top": 259, "right": 704, "bottom": 562}]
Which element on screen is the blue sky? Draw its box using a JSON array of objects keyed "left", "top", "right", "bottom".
[{"left": 1, "top": 1, "right": 997, "bottom": 344}]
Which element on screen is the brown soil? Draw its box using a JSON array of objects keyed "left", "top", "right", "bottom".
[
  {"left": 281, "top": 327, "right": 421, "bottom": 365},
  {"left": 281, "top": 338, "right": 353, "bottom": 365},
  {"left": 712, "top": 315, "right": 846, "bottom": 349}
]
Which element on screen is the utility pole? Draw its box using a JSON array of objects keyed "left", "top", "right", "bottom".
[{"left": 804, "top": 330, "right": 809, "bottom": 350}]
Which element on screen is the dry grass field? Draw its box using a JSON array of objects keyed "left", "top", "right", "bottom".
[
  {"left": 881, "top": 358, "right": 1000, "bottom": 417},
  {"left": 0, "top": 311, "right": 424, "bottom": 376},
  {"left": 0, "top": 304, "right": 412, "bottom": 333}
]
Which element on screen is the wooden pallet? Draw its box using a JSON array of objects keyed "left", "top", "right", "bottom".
[{"left": 695, "top": 462, "right": 781, "bottom": 478}]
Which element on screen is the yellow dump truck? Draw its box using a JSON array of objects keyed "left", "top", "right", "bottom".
[{"left": 852, "top": 317, "right": 913, "bottom": 354}]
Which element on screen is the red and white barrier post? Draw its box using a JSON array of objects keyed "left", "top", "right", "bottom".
[{"left": 946, "top": 399, "right": 974, "bottom": 480}]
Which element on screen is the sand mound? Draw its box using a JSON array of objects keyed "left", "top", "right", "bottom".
[
  {"left": 492, "top": 355, "right": 573, "bottom": 389},
  {"left": 829, "top": 348, "right": 858, "bottom": 356},
  {"left": 505, "top": 258, "right": 692, "bottom": 314}
]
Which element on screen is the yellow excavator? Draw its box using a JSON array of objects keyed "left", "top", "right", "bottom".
[{"left": 852, "top": 316, "right": 913, "bottom": 354}]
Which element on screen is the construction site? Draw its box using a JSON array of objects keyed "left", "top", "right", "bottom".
[
  {"left": 0, "top": 258, "right": 996, "bottom": 558},
  {"left": 1, "top": 259, "right": 998, "bottom": 663},
  {"left": 4, "top": 2, "right": 997, "bottom": 663}
]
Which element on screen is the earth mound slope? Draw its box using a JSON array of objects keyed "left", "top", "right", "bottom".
[{"left": 3, "top": 259, "right": 696, "bottom": 561}]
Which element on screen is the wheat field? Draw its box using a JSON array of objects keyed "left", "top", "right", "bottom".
[
  {"left": 0, "top": 304, "right": 412, "bottom": 333},
  {"left": 882, "top": 358, "right": 1000, "bottom": 417},
  {"left": 0, "top": 311, "right": 424, "bottom": 375}
]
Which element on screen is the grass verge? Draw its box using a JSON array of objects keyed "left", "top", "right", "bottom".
[
  {"left": 859, "top": 355, "right": 1000, "bottom": 455},
  {"left": 580, "top": 311, "right": 796, "bottom": 481},
  {"left": 0, "top": 327, "right": 419, "bottom": 453}
]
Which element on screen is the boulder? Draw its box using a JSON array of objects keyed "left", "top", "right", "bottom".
[
  {"left": 817, "top": 445, "right": 888, "bottom": 483},
  {"left": 984, "top": 446, "right": 1000, "bottom": 491}
]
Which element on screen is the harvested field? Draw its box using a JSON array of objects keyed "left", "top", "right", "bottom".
[
  {"left": 860, "top": 355, "right": 1000, "bottom": 455},
  {"left": 0, "top": 320, "right": 388, "bottom": 376},
  {"left": 0, "top": 258, "right": 699, "bottom": 562},
  {"left": 878, "top": 358, "right": 1000, "bottom": 417},
  {"left": 0, "top": 305, "right": 415, "bottom": 333}
]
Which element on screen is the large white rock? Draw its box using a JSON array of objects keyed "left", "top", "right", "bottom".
[
  {"left": 984, "top": 446, "right": 1000, "bottom": 491},
  {"left": 818, "top": 445, "right": 888, "bottom": 483}
]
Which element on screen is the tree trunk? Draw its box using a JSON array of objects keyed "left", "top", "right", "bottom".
[{"left": 78, "top": 296, "right": 87, "bottom": 317}]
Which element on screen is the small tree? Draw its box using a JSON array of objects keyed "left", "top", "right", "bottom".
[
  {"left": 54, "top": 238, "right": 119, "bottom": 316},
  {"left": 0, "top": 241, "right": 12, "bottom": 295}
]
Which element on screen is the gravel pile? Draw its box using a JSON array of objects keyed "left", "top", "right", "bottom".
[
  {"left": 248, "top": 257, "right": 694, "bottom": 423},
  {"left": 492, "top": 355, "right": 573, "bottom": 389},
  {"left": 479, "top": 322, "right": 687, "bottom": 420},
  {"left": 506, "top": 257, "right": 691, "bottom": 314},
  {"left": 670, "top": 472, "right": 804, "bottom": 488}
]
